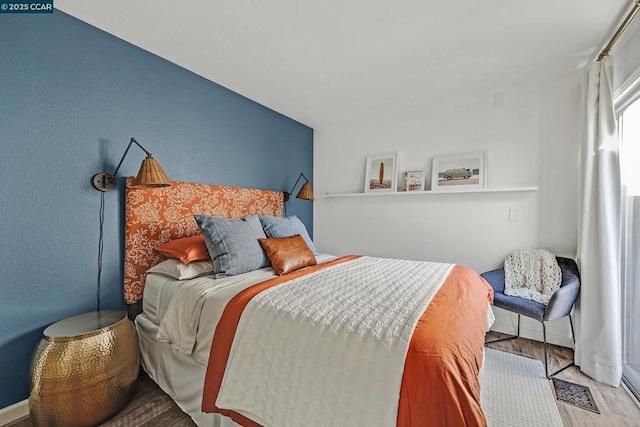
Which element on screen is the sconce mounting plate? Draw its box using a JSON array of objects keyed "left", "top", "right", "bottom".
[{"left": 92, "top": 173, "right": 116, "bottom": 192}]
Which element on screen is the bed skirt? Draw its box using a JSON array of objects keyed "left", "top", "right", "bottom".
[{"left": 136, "top": 314, "right": 239, "bottom": 427}]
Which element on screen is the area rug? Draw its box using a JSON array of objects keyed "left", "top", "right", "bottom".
[
  {"left": 551, "top": 377, "right": 600, "bottom": 413},
  {"left": 481, "top": 348, "right": 563, "bottom": 427}
]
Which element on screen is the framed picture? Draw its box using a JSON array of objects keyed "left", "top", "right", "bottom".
[
  {"left": 431, "top": 152, "right": 486, "bottom": 191},
  {"left": 404, "top": 171, "right": 425, "bottom": 191},
  {"left": 364, "top": 153, "right": 398, "bottom": 193}
]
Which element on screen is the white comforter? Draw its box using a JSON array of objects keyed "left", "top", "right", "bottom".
[{"left": 215, "top": 257, "right": 453, "bottom": 426}]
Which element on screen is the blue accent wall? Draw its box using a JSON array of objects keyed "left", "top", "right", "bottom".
[{"left": 0, "top": 11, "right": 313, "bottom": 409}]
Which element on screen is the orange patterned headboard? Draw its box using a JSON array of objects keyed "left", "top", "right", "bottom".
[{"left": 124, "top": 177, "right": 284, "bottom": 303}]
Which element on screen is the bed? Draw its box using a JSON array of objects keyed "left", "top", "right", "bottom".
[{"left": 126, "top": 178, "right": 495, "bottom": 427}]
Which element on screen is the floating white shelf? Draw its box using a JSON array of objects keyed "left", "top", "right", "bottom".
[{"left": 324, "top": 186, "right": 538, "bottom": 198}]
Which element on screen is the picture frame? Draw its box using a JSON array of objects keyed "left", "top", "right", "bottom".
[
  {"left": 404, "top": 171, "right": 425, "bottom": 192},
  {"left": 431, "top": 152, "right": 486, "bottom": 191},
  {"left": 364, "top": 153, "right": 398, "bottom": 193}
]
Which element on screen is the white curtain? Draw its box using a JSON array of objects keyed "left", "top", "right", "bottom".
[{"left": 575, "top": 56, "right": 622, "bottom": 387}]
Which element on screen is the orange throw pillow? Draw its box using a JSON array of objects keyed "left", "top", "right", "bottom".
[
  {"left": 155, "top": 235, "right": 211, "bottom": 264},
  {"left": 259, "top": 234, "right": 317, "bottom": 275}
]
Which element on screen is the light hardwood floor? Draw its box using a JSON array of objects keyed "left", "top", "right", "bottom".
[
  {"left": 6, "top": 333, "right": 640, "bottom": 426},
  {"left": 485, "top": 331, "right": 640, "bottom": 427}
]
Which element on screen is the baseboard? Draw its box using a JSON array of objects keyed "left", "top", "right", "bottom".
[
  {"left": 0, "top": 399, "right": 28, "bottom": 426},
  {"left": 490, "top": 320, "right": 574, "bottom": 348}
]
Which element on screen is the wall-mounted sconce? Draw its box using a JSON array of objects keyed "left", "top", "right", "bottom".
[
  {"left": 284, "top": 172, "right": 314, "bottom": 202},
  {"left": 92, "top": 137, "right": 171, "bottom": 192},
  {"left": 92, "top": 137, "right": 170, "bottom": 312}
]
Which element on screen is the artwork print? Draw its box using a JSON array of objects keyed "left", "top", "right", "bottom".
[
  {"left": 365, "top": 153, "right": 398, "bottom": 193},
  {"left": 431, "top": 152, "right": 486, "bottom": 191}
]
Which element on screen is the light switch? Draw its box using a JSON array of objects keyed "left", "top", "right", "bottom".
[{"left": 509, "top": 208, "right": 520, "bottom": 222}]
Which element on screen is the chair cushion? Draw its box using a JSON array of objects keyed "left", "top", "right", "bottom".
[
  {"left": 492, "top": 291, "right": 546, "bottom": 321},
  {"left": 481, "top": 268, "right": 546, "bottom": 321}
]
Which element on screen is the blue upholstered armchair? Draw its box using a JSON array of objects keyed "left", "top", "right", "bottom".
[{"left": 481, "top": 256, "right": 580, "bottom": 378}]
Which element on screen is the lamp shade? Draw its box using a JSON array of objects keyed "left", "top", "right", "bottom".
[
  {"left": 296, "top": 182, "right": 314, "bottom": 201},
  {"left": 133, "top": 156, "right": 171, "bottom": 188}
]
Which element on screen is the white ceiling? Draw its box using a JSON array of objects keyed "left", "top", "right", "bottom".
[{"left": 56, "top": 0, "right": 629, "bottom": 127}]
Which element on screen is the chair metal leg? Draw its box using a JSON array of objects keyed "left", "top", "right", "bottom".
[
  {"left": 542, "top": 317, "right": 575, "bottom": 379},
  {"left": 569, "top": 313, "right": 575, "bottom": 345},
  {"left": 485, "top": 314, "right": 520, "bottom": 344},
  {"left": 543, "top": 322, "right": 549, "bottom": 378}
]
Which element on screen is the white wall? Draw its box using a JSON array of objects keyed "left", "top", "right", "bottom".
[{"left": 313, "top": 72, "right": 582, "bottom": 347}]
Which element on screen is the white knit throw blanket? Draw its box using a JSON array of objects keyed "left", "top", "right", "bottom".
[{"left": 503, "top": 249, "right": 561, "bottom": 305}]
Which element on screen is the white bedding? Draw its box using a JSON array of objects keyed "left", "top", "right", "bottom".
[
  {"left": 139, "top": 254, "right": 496, "bottom": 427},
  {"left": 143, "top": 273, "right": 192, "bottom": 325},
  {"left": 215, "top": 257, "right": 453, "bottom": 426},
  {"left": 150, "top": 254, "right": 337, "bottom": 366},
  {"left": 138, "top": 254, "right": 337, "bottom": 426}
]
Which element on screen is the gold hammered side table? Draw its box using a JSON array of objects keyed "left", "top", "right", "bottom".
[{"left": 29, "top": 310, "right": 139, "bottom": 427}]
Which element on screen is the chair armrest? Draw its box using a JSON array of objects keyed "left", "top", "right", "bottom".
[{"left": 543, "top": 279, "right": 579, "bottom": 321}]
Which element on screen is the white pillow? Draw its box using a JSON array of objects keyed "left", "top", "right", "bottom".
[{"left": 147, "top": 259, "right": 214, "bottom": 280}]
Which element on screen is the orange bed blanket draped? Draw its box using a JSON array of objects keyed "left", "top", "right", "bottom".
[{"left": 202, "top": 257, "right": 493, "bottom": 427}]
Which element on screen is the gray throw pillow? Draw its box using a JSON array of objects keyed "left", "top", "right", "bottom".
[
  {"left": 258, "top": 215, "right": 317, "bottom": 255},
  {"left": 194, "top": 214, "right": 269, "bottom": 278}
]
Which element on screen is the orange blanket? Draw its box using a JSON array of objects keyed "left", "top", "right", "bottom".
[{"left": 202, "top": 257, "right": 493, "bottom": 426}]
